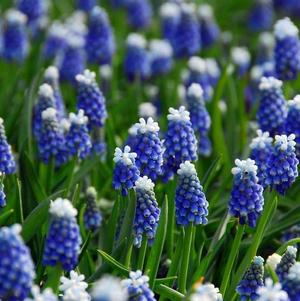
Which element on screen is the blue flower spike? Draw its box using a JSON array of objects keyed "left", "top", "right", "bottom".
[
  {"left": 126, "top": 0, "right": 153, "bottom": 30},
  {"left": 248, "top": 0, "right": 274, "bottom": 32},
  {"left": 113, "top": 145, "right": 140, "bottom": 196},
  {"left": 0, "top": 172, "right": 6, "bottom": 209},
  {"left": 84, "top": 186, "right": 102, "bottom": 232},
  {"left": 228, "top": 159, "right": 264, "bottom": 228},
  {"left": 0, "top": 224, "right": 35, "bottom": 301},
  {"left": 274, "top": 17, "right": 300, "bottom": 81},
  {"left": 282, "top": 262, "right": 300, "bottom": 300},
  {"left": 175, "top": 161, "right": 208, "bottom": 226},
  {"left": 133, "top": 176, "right": 160, "bottom": 248},
  {"left": 276, "top": 246, "right": 297, "bottom": 282},
  {"left": 237, "top": 256, "right": 264, "bottom": 301},
  {"left": 257, "top": 77, "right": 287, "bottom": 136},
  {"left": 43, "top": 198, "right": 82, "bottom": 272},
  {"left": 231, "top": 46, "right": 251, "bottom": 77}
]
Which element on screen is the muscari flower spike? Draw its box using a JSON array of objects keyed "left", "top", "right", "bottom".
[
  {"left": 172, "top": 3, "right": 200, "bottom": 58},
  {"left": 113, "top": 145, "right": 140, "bottom": 196},
  {"left": 190, "top": 282, "right": 223, "bottom": 301},
  {"left": 0, "top": 224, "right": 35, "bottom": 301},
  {"left": 43, "top": 22, "right": 67, "bottom": 60},
  {"left": 124, "top": 33, "right": 150, "bottom": 81},
  {"left": 59, "top": 270, "right": 90, "bottom": 301},
  {"left": 76, "top": 69, "right": 107, "bottom": 128},
  {"left": 122, "top": 270, "right": 156, "bottom": 301},
  {"left": 266, "top": 253, "right": 282, "bottom": 271},
  {"left": 2, "top": 9, "right": 28, "bottom": 63},
  {"left": 228, "top": 159, "right": 264, "bottom": 228},
  {"left": 85, "top": 6, "right": 115, "bottom": 65},
  {"left": 126, "top": 0, "right": 153, "bottom": 29},
  {"left": 197, "top": 4, "right": 220, "bottom": 48},
  {"left": 282, "top": 224, "right": 300, "bottom": 244},
  {"left": 84, "top": 187, "right": 102, "bottom": 232},
  {"left": 175, "top": 161, "right": 208, "bottom": 226},
  {"left": 257, "top": 278, "right": 289, "bottom": 301},
  {"left": 231, "top": 47, "right": 251, "bottom": 77},
  {"left": 133, "top": 176, "right": 160, "bottom": 248},
  {"left": 0, "top": 174, "right": 6, "bottom": 209},
  {"left": 43, "top": 198, "right": 82, "bottom": 272},
  {"left": 37, "top": 108, "right": 68, "bottom": 166},
  {"left": 250, "top": 130, "right": 273, "bottom": 185},
  {"left": 65, "top": 110, "right": 92, "bottom": 160},
  {"left": 263, "top": 134, "right": 299, "bottom": 195},
  {"left": 139, "top": 102, "right": 157, "bottom": 119},
  {"left": 248, "top": 0, "right": 273, "bottom": 32},
  {"left": 91, "top": 275, "right": 128, "bottom": 301},
  {"left": 257, "top": 32, "right": 275, "bottom": 64},
  {"left": 129, "top": 117, "right": 163, "bottom": 181},
  {"left": 257, "top": 77, "right": 287, "bottom": 136},
  {"left": 43, "top": 66, "right": 66, "bottom": 120},
  {"left": 58, "top": 34, "right": 86, "bottom": 83},
  {"left": 149, "top": 39, "right": 173, "bottom": 76},
  {"left": 26, "top": 285, "right": 58, "bottom": 301},
  {"left": 282, "top": 262, "right": 300, "bottom": 300},
  {"left": 237, "top": 256, "right": 265, "bottom": 301},
  {"left": 0, "top": 118, "right": 16, "bottom": 174},
  {"left": 276, "top": 246, "right": 297, "bottom": 282},
  {"left": 162, "top": 106, "right": 197, "bottom": 182},
  {"left": 274, "top": 18, "right": 300, "bottom": 81},
  {"left": 76, "top": 0, "right": 96, "bottom": 11},
  {"left": 185, "top": 56, "right": 213, "bottom": 102},
  {"left": 159, "top": 2, "right": 180, "bottom": 44},
  {"left": 205, "top": 58, "right": 220, "bottom": 87},
  {"left": 186, "top": 83, "right": 212, "bottom": 157},
  {"left": 286, "top": 95, "right": 300, "bottom": 158}
]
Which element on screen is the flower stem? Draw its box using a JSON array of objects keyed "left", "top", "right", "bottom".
[
  {"left": 137, "top": 237, "right": 148, "bottom": 270},
  {"left": 44, "top": 265, "right": 62, "bottom": 292}
]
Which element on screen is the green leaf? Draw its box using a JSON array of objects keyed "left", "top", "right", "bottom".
[
  {"left": 0, "top": 209, "right": 14, "bottom": 226},
  {"left": 154, "top": 284, "right": 184, "bottom": 301},
  {"left": 78, "top": 231, "right": 92, "bottom": 264},
  {"left": 276, "top": 238, "right": 300, "bottom": 255},
  {"left": 145, "top": 195, "right": 168, "bottom": 288}
]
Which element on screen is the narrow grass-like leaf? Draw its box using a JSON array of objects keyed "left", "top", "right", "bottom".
[{"left": 155, "top": 284, "right": 184, "bottom": 301}]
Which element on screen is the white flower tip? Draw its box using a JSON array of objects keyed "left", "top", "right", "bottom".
[
  {"left": 138, "top": 102, "right": 157, "bottom": 118},
  {"left": 41, "top": 107, "right": 57, "bottom": 120},
  {"left": 274, "top": 134, "right": 296, "bottom": 151},
  {"left": 12, "top": 224, "right": 22, "bottom": 235},
  {"left": 86, "top": 186, "right": 97, "bottom": 197},
  {"left": 287, "top": 245, "right": 298, "bottom": 256},
  {"left": 232, "top": 158, "right": 257, "bottom": 175},
  {"left": 76, "top": 69, "right": 96, "bottom": 85},
  {"left": 288, "top": 262, "right": 300, "bottom": 280},
  {"left": 187, "top": 83, "right": 204, "bottom": 100},
  {"left": 177, "top": 161, "right": 197, "bottom": 176},
  {"left": 44, "top": 66, "right": 59, "bottom": 80},
  {"left": 259, "top": 31, "right": 275, "bottom": 48},
  {"left": 39, "top": 83, "right": 54, "bottom": 98},
  {"left": 231, "top": 47, "right": 251, "bottom": 66},
  {"left": 250, "top": 130, "right": 273, "bottom": 149},
  {"left": 127, "top": 33, "right": 147, "bottom": 48},
  {"left": 159, "top": 2, "right": 180, "bottom": 18},
  {"left": 259, "top": 76, "right": 282, "bottom": 90},
  {"left": 69, "top": 109, "right": 88, "bottom": 125},
  {"left": 188, "top": 56, "right": 207, "bottom": 73},
  {"left": 288, "top": 95, "right": 300, "bottom": 110},
  {"left": 198, "top": 4, "right": 213, "bottom": 19},
  {"left": 274, "top": 17, "right": 299, "bottom": 39},
  {"left": 180, "top": 3, "right": 196, "bottom": 15},
  {"left": 99, "top": 64, "right": 112, "bottom": 79},
  {"left": 49, "top": 21, "right": 67, "bottom": 37},
  {"left": 254, "top": 256, "right": 264, "bottom": 265},
  {"left": 49, "top": 198, "right": 77, "bottom": 218},
  {"left": 60, "top": 118, "right": 71, "bottom": 132},
  {"left": 266, "top": 253, "right": 282, "bottom": 270},
  {"left": 113, "top": 145, "right": 137, "bottom": 165},
  {"left": 66, "top": 33, "right": 85, "bottom": 48},
  {"left": 135, "top": 117, "right": 159, "bottom": 134},
  {"left": 135, "top": 176, "right": 155, "bottom": 191},
  {"left": 167, "top": 106, "right": 190, "bottom": 122},
  {"left": 149, "top": 39, "right": 173, "bottom": 58},
  {"left": 0, "top": 118, "right": 4, "bottom": 125},
  {"left": 205, "top": 58, "right": 220, "bottom": 78},
  {"left": 6, "top": 9, "right": 27, "bottom": 24}
]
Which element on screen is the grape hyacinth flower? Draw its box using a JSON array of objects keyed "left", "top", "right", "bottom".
[
  {"left": 282, "top": 262, "right": 300, "bottom": 300},
  {"left": 231, "top": 47, "right": 251, "bottom": 77},
  {"left": 286, "top": 96, "right": 300, "bottom": 158},
  {"left": 248, "top": 0, "right": 273, "bottom": 32},
  {"left": 173, "top": 3, "right": 200, "bottom": 57},
  {"left": 0, "top": 118, "right": 16, "bottom": 174},
  {"left": 175, "top": 161, "right": 208, "bottom": 226},
  {"left": 197, "top": 4, "right": 220, "bottom": 48},
  {"left": 133, "top": 176, "right": 160, "bottom": 247},
  {"left": 126, "top": 0, "right": 153, "bottom": 29},
  {"left": 237, "top": 256, "right": 264, "bottom": 301},
  {"left": 124, "top": 33, "right": 150, "bottom": 81},
  {"left": 43, "top": 22, "right": 67, "bottom": 60},
  {"left": 250, "top": 130, "right": 273, "bottom": 185},
  {"left": 2, "top": 9, "right": 28, "bottom": 63},
  {"left": 186, "top": 83, "right": 212, "bottom": 156},
  {"left": 282, "top": 225, "right": 300, "bottom": 244},
  {"left": 266, "top": 253, "right": 282, "bottom": 272},
  {"left": 257, "top": 32, "right": 275, "bottom": 64},
  {"left": 65, "top": 110, "right": 92, "bottom": 160},
  {"left": 113, "top": 145, "right": 140, "bottom": 196},
  {"left": 159, "top": 2, "right": 180, "bottom": 43},
  {"left": 91, "top": 276, "right": 128, "bottom": 301},
  {"left": 122, "top": 270, "right": 156, "bottom": 301},
  {"left": 162, "top": 106, "right": 197, "bottom": 182},
  {"left": 76, "top": 70, "right": 107, "bottom": 128},
  {"left": 85, "top": 6, "right": 115, "bottom": 65},
  {"left": 37, "top": 108, "right": 68, "bottom": 166},
  {"left": 84, "top": 187, "right": 102, "bottom": 232},
  {"left": 190, "top": 283, "right": 223, "bottom": 301},
  {"left": 149, "top": 39, "right": 173, "bottom": 76},
  {"left": 228, "top": 159, "right": 264, "bottom": 228},
  {"left": 43, "top": 198, "right": 82, "bottom": 271},
  {"left": 99, "top": 64, "right": 113, "bottom": 95},
  {"left": 43, "top": 66, "right": 65, "bottom": 120},
  {"left": 276, "top": 246, "right": 297, "bottom": 282},
  {"left": 205, "top": 58, "right": 220, "bottom": 87},
  {"left": 185, "top": 57, "right": 213, "bottom": 102},
  {"left": 129, "top": 117, "right": 163, "bottom": 181},
  {"left": 76, "top": 0, "right": 96, "bottom": 11},
  {"left": 138, "top": 102, "right": 157, "bottom": 120},
  {"left": 26, "top": 286, "right": 58, "bottom": 301},
  {"left": 274, "top": 18, "right": 300, "bottom": 81},
  {"left": 257, "top": 278, "right": 289, "bottom": 301},
  {"left": 257, "top": 77, "right": 287, "bottom": 136},
  {"left": 0, "top": 224, "right": 35, "bottom": 301},
  {"left": 0, "top": 172, "right": 6, "bottom": 209},
  {"left": 58, "top": 34, "right": 86, "bottom": 83},
  {"left": 263, "top": 134, "right": 299, "bottom": 195}
]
